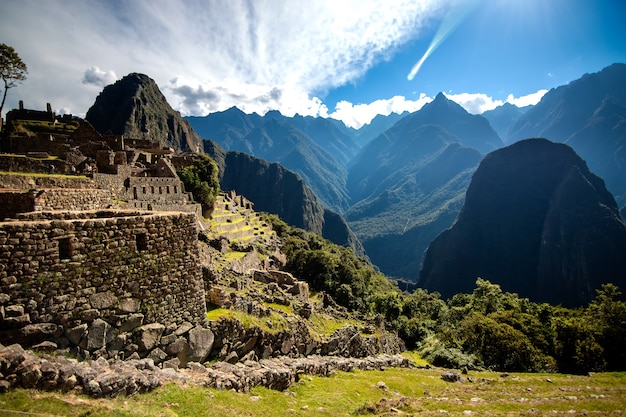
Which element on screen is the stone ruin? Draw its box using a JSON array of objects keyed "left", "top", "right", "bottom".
[{"left": 0, "top": 104, "right": 407, "bottom": 396}]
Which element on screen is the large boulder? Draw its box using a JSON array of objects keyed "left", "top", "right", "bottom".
[{"left": 184, "top": 326, "right": 214, "bottom": 364}]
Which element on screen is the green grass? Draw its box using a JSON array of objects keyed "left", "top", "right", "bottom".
[
  {"left": 206, "top": 307, "right": 290, "bottom": 333},
  {"left": 307, "top": 311, "right": 362, "bottom": 336},
  {"left": 1, "top": 369, "right": 625, "bottom": 416}
]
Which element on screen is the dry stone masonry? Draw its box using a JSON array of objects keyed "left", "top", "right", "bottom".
[{"left": 0, "top": 209, "right": 210, "bottom": 364}]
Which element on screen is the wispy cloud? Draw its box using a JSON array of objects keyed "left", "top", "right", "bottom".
[
  {"left": 82, "top": 67, "right": 118, "bottom": 87},
  {"left": 0, "top": 0, "right": 445, "bottom": 119},
  {"left": 0, "top": 0, "right": 548, "bottom": 127}
]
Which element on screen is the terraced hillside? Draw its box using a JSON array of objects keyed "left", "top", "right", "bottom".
[{"left": 207, "top": 191, "right": 276, "bottom": 245}]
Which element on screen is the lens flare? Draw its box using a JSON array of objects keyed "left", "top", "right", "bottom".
[{"left": 407, "top": 0, "right": 477, "bottom": 81}]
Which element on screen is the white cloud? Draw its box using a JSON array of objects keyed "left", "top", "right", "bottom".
[
  {"left": 82, "top": 67, "right": 118, "bottom": 87},
  {"left": 506, "top": 89, "right": 548, "bottom": 107},
  {"left": 167, "top": 78, "right": 329, "bottom": 120},
  {"left": 441, "top": 90, "right": 548, "bottom": 115},
  {"left": 443, "top": 92, "right": 503, "bottom": 114},
  {"left": 329, "top": 94, "right": 433, "bottom": 128}
]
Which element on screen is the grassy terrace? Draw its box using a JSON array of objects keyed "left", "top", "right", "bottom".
[
  {"left": 1, "top": 369, "right": 624, "bottom": 416},
  {"left": 207, "top": 195, "right": 274, "bottom": 244}
]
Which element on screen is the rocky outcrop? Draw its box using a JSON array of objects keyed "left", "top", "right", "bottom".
[
  {"left": 419, "top": 138, "right": 626, "bottom": 306},
  {"left": 207, "top": 317, "right": 403, "bottom": 364}
]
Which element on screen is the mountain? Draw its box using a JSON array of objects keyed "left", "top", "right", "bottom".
[
  {"left": 482, "top": 102, "right": 530, "bottom": 140},
  {"left": 505, "top": 63, "right": 626, "bottom": 205},
  {"left": 264, "top": 110, "right": 360, "bottom": 166},
  {"left": 346, "top": 136, "right": 481, "bottom": 280},
  {"left": 418, "top": 138, "right": 626, "bottom": 307},
  {"left": 203, "top": 139, "right": 364, "bottom": 255},
  {"left": 348, "top": 93, "right": 500, "bottom": 202},
  {"left": 187, "top": 108, "right": 351, "bottom": 212},
  {"left": 352, "top": 111, "right": 409, "bottom": 147},
  {"left": 344, "top": 95, "right": 490, "bottom": 279},
  {"left": 396, "top": 92, "right": 503, "bottom": 154},
  {"left": 86, "top": 73, "right": 202, "bottom": 152}
]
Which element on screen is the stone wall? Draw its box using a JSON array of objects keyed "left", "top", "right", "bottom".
[
  {"left": 0, "top": 188, "right": 113, "bottom": 219},
  {"left": 33, "top": 188, "right": 113, "bottom": 211},
  {"left": 93, "top": 172, "right": 197, "bottom": 213},
  {"left": 0, "top": 210, "right": 209, "bottom": 363},
  {"left": 0, "top": 191, "right": 34, "bottom": 220}
]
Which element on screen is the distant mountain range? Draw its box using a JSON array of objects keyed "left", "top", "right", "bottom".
[
  {"left": 86, "top": 63, "right": 626, "bottom": 306},
  {"left": 481, "top": 102, "right": 531, "bottom": 139},
  {"left": 187, "top": 107, "right": 354, "bottom": 212},
  {"left": 186, "top": 65, "right": 626, "bottom": 288}
]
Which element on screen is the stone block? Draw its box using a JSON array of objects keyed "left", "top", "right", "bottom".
[
  {"left": 119, "top": 313, "right": 144, "bottom": 333},
  {"left": 90, "top": 292, "right": 118, "bottom": 309},
  {"left": 67, "top": 323, "right": 88, "bottom": 346},
  {"left": 186, "top": 326, "right": 214, "bottom": 364},
  {"left": 87, "top": 318, "right": 109, "bottom": 350},
  {"left": 117, "top": 298, "right": 140, "bottom": 313},
  {"left": 137, "top": 323, "right": 165, "bottom": 351}
]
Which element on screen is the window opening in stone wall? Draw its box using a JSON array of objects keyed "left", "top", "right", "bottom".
[
  {"left": 133, "top": 187, "right": 138, "bottom": 199},
  {"left": 151, "top": 186, "right": 155, "bottom": 194},
  {"left": 159, "top": 186, "right": 162, "bottom": 195},
  {"left": 166, "top": 186, "right": 170, "bottom": 194},
  {"left": 58, "top": 237, "right": 72, "bottom": 260},
  {"left": 174, "top": 185, "right": 178, "bottom": 193},
  {"left": 136, "top": 233, "right": 148, "bottom": 251},
  {"left": 143, "top": 186, "right": 146, "bottom": 194}
]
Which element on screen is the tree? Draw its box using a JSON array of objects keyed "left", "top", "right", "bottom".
[
  {"left": 0, "top": 44, "right": 28, "bottom": 118},
  {"left": 176, "top": 154, "right": 220, "bottom": 216}
]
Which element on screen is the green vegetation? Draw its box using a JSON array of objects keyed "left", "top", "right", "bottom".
[
  {"left": 176, "top": 153, "right": 220, "bottom": 214},
  {"left": 206, "top": 306, "right": 290, "bottom": 333},
  {"left": 2, "top": 369, "right": 625, "bottom": 416},
  {"left": 265, "top": 214, "right": 626, "bottom": 374},
  {"left": 1, "top": 43, "right": 28, "bottom": 117}
]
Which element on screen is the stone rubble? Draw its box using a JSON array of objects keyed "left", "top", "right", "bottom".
[{"left": 0, "top": 342, "right": 411, "bottom": 397}]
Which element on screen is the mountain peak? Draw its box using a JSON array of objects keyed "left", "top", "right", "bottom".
[
  {"left": 86, "top": 73, "right": 202, "bottom": 151},
  {"left": 394, "top": 91, "right": 502, "bottom": 154},
  {"left": 419, "top": 138, "right": 626, "bottom": 306}
]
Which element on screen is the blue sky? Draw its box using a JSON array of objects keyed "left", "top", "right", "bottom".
[{"left": 1, "top": 0, "right": 625, "bottom": 128}]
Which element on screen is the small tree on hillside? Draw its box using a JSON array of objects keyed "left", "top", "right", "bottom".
[
  {"left": 0, "top": 43, "right": 28, "bottom": 119},
  {"left": 176, "top": 153, "right": 220, "bottom": 217}
]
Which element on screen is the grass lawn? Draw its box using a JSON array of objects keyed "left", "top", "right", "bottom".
[{"left": 1, "top": 367, "right": 624, "bottom": 416}]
